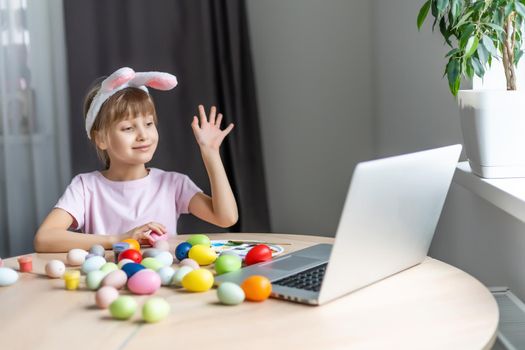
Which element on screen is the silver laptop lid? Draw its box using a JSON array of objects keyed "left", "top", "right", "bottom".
[{"left": 318, "top": 144, "right": 461, "bottom": 304}]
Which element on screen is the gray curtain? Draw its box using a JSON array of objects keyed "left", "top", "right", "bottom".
[{"left": 63, "top": 0, "right": 270, "bottom": 233}]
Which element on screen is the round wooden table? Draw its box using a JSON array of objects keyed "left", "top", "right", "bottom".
[{"left": 0, "top": 233, "right": 498, "bottom": 349}]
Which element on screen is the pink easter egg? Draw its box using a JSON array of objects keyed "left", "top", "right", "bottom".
[
  {"left": 153, "top": 240, "right": 170, "bottom": 252},
  {"left": 95, "top": 286, "right": 119, "bottom": 309},
  {"left": 150, "top": 232, "right": 168, "bottom": 242},
  {"left": 102, "top": 270, "right": 128, "bottom": 289},
  {"left": 127, "top": 269, "right": 161, "bottom": 295},
  {"left": 180, "top": 258, "right": 199, "bottom": 270}
]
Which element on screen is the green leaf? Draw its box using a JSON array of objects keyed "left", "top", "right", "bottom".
[
  {"left": 516, "top": 49, "right": 524, "bottom": 64},
  {"left": 446, "top": 58, "right": 461, "bottom": 95},
  {"left": 465, "top": 36, "right": 479, "bottom": 58},
  {"left": 459, "top": 24, "right": 476, "bottom": 48},
  {"left": 451, "top": 0, "right": 461, "bottom": 22},
  {"left": 454, "top": 10, "right": 474, "bottom": 30},
  {"left": 516, "top": 2, "right": 525, "bottom": 18},
  {"left": 471, "top": 56, "right": 485, "bottom": 78},
  {"left": 477, "top": 42, "right": 489, "bottom": 65},
  {"left": 417, "top": 0, "right": 432, "bottom": 30},
  {"left": 439, "top": 17, "right": 452, "bottom": 46},
  {"left": 504, "top": 3, "right": 514, "bottom": 18},
  {"left": 485, "top": 23, "right": 505, "bottom": 33},
  {"left": 445, "top": 48, "right": 461, "bottom": 57},
  {"left": 436, "top": 0, "right": 448, "bottom": 13},
  {"left": 482, "top": 35, "right": 499, "bottom": 56},
  {"left": 466, "top": 59, "right": 475, "bottom": 79}
]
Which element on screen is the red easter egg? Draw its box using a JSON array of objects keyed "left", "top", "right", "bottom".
[
  {"left": 118, "top": 249, "right": 142, "bottom": 263},
  {"left": 245, "top": 244, "right": 272, "bottom": 266}
]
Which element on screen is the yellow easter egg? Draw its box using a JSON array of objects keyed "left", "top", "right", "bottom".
[
  {"left": 181, "top": 268, "right": 214, "bottom": 292},
  {"left": 122, "top": 239, "right": 141, "bottom": 252},
  {"left": 188, "top": 245, "right": 217, "bottom": 266}
]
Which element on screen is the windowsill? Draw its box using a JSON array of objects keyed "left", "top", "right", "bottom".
[{"left": 454, "top": 162, "right": 525, "bottom": 222}]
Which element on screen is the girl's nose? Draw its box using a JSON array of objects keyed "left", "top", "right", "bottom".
[{"left": 136, "top": 126, "right": 147, "bottom": 141}]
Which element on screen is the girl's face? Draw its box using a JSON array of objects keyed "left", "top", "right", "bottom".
[{"left": 98, "top": 113, "right": 158, "bottom": 168}]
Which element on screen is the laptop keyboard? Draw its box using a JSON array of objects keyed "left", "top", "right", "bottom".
[{"left": 273, "top": 263, "right": 327, "bottom": 292}]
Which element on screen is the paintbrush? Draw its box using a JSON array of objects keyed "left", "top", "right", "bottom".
[{"left": 227, "top": 240, "right": 292, "bottom": 246}]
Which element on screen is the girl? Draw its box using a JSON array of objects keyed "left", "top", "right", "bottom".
[{"left": 34, "top": 67, "right": 238, "bottom": 252}]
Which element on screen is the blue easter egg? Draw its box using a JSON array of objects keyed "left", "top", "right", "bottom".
[
  {"left": 121, "top": 262, "right": 145, "bottom": 278},
  {"left": 175, "top": 242, "right": 192, "bottom": 261}
]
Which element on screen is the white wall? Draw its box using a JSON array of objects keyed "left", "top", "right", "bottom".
[
  {"left": 246, "top": 0, "right": 374, "bottom": 236},
  {"left": 372, "top": 0, "right": 464, "bottom": 157}
]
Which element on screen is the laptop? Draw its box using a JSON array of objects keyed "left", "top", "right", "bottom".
[{"left": 215, "top": 144, "right": 462, "bottom": 305}]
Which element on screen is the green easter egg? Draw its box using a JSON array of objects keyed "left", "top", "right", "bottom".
[
  {"left": 109, "top": 296, "right": 137, "bottom": 320},
  {"left": 86, "top": 270, "right": 106, "bottom": 290},
  {"left": 215, "top": 254, "right": 242, "bottom": 275},
  {"left": 186, "top": 234, "right": 211, "bottom": 247},
  {"left": 100, "top": 262, "right": 118, "bottom": 274},
  {"left": 141, "top": 257, "right": 163, "bottom": 271},
  {"left": 171, "top": 266, "right": 194, "bottom": 287},
  {"left": 142, "top": 297, "right": 170, "bottom": 323},
  {"left": 217, "top": 282, "right": 245, "bottom": 305}
]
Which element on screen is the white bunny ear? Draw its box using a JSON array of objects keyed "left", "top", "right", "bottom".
[
  {"left": 100, "top": 67, "right": 135, "bottom": 92},
  {"left": 130, "top": 72, "right": 178, "bottom": 91}
]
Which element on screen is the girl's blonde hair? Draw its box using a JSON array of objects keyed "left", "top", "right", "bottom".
[{"left": 83, "top": 79, "right": 158, "bottom": 169}]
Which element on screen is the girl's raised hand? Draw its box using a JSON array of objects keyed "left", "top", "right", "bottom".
[{"left": 191, "top": 105, "right": 234, "bottom": 151}]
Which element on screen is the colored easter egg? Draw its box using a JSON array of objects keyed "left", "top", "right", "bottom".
[
  {"left": 153, "top": 240, "right": 170, "bottom": 252},
  {"left": 188, "top": 245, "right": 217, "bottom": 266},
  {"left": 157, "top": 267, "right": 176, "bottom": 286},
  {"left": 175, "top": 242, "right": 192, "bottom": 261},
  {"left": 45, "top": 260, "right": 66, "bottom": 278},
  {"left": 180, "top": 258, "right": 200, "bottom": 270},
  {"left": 217, "top": 282, "right": 246, "bottom": 305},
  {"left": 142, "top": 297, "right": 170, "bottom": 323},
  {"left": 128, "top": 269, "right": 161, "bottom": 295},
  {"left": 86, "top": 270, "right": 106, "bottom": 290},
  {"left": 118, "top": 259, "right": 134, "bottom": 269},
  {"left": 102, "top": 269, "right": 128, "bottom": 289},
  {"left": 245, "top": 245, "right": 272, "bottom": 266},
  {"left": 141, "top": 257, "right": 163, "bottom": 271},
  {"left": 155, "top": 251, "right": 174, "bottom": 267},
  {"left": 122, "top": 238, "right": 140, "bottom": 252},
  {"left": 67, "top": 249, "right": 88, "bottom": 266},
  {"left": 95, "top": 286, "right": 119, "bottom": 309},
  {"left": 0, "top": 267, "right": 18, "bottom": 286},
  {"left": 121, "top": 262, "right": 145, "bottom": 278},
  {"left": 214, "top": 254, "right": 242, "bottom": 275},
  {"left": 100, "top": 262, "right": 118, "bottom": 274},
  {"left": 150, "top": 231, "right": 168, "bottom": 242},
  {"left": 186, "top": 234, "right": 211, "bottom": 247},
  {"left": 118, "top": 249, "right": 142, "bottom": 263},
  {"left": 142, "top": 248, "right": 161, "bottom": 259},
  {"left": 109, "top": 296, "right": 137, "bottom": 320},
  {"left": 171, "top": 266, "right": 194, "bottom": 287},
  {"left": 89, "top": 244, "right": 105, "bottom": 257},
  {"left": 241, "top": 275, "right": 272, "bottom": 301},
  {"left": 81, "top": 256, "right": 107, "bottom": 274},
  {"left": 182, "top": 268, "right": 214, "bottom": 292}
]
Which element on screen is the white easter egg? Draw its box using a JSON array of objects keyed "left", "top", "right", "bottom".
[
  {"left": 45, "top": 260, "right": 66, "bottom": 278},
  {"left": 0, "top": 267, "right": 19, "bottom": 286},
  {"left": 157, "top": 266, "right": 175, "bottom": 285},
  {"left": 171, "top": 266, "right": 193, "bottom": 287},
  {"left": 67, "top": 249, "right": 89, "bottom": 266},
  {"left": 155, "top": 251, "right": 174, "bottom": 267},
  {"left": 81, "top": 256, "right": 107, "bottom": 274}
]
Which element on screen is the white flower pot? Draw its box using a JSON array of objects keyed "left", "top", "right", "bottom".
[{"left": 458, "top": 90, "right": 525, "bottom": 178}]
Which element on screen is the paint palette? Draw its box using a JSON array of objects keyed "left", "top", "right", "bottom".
[{"left": 211, "top": 240, "right": 284, "bottom": 258}]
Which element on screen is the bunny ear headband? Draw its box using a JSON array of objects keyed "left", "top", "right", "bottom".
[{"left": 85, "top": 67, "right": 178, "bottom": 138}]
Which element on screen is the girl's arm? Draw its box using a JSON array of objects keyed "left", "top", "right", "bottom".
[
  {"left": 34, "top": 209, "right": 168, "bottom": 253},
  {"left": 34, "top": 208, "right": 119, "bottom": 252},
  {"left": 188, "top": 105, "right": 238, "bottom": 228}
]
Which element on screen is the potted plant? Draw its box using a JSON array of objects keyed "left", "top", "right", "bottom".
[{"left": 418, "top": 0, "right": 525, "bottom": 178}]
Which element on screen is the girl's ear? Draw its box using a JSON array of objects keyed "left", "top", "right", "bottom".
[{"left": 94, "top": 131, "right": 108, "bottom": 151}]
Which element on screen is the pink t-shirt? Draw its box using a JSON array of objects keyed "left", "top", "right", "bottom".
[{"left": 55, "top": 168, "right": 202, "bottom": 236}]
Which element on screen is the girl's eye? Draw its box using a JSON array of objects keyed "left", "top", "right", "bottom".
[
  {"left": 122, "top": 127, "right": 133, "bottom": 132},
  {"left": 146, "top": 122, "right": 154, "bottom": 127}
]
